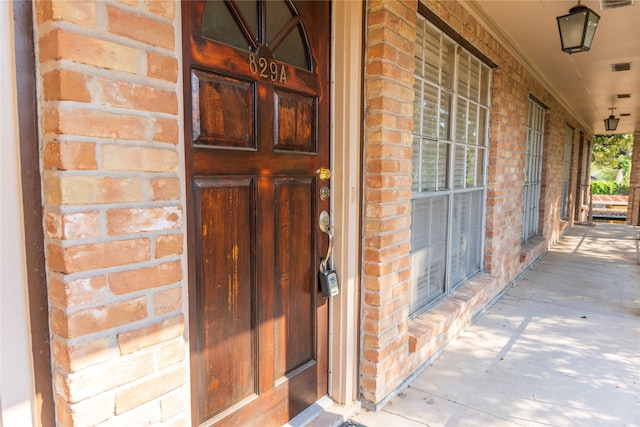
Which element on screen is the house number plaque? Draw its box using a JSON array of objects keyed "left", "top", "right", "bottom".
[{"left": 248, "top": 53, "right": 287, "bottom": 84}]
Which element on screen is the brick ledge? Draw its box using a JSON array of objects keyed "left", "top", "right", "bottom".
[
  {"left": 408, "top": 272, "right": 502, "bottom": 356},
  {"left": 519, "top": 235, "right": 547, "bottom": 264}
]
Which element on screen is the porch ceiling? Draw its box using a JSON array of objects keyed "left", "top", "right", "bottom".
[{"left": 466, "top": 0, "right": 639, "bottom": 135}]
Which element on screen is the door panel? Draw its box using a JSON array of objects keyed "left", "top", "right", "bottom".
[
  {"left": 274, "top": 178, "right": 315, "bottom": 377},
  {"left": 194, "top": 177, "right": 257, "bottom": 420},
  {"left": 192, "top": 70, "right": 256, "bottom": 149},
  {"left": 274, "top": 89, "right": 316, "bottom": 152},
  {"left": 183, "top": 1, "right": 331, "bottom": 425}
]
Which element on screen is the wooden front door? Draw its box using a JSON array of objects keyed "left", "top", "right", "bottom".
[{"left": 182, "top": 1, "right": 331, "bottom": 425}]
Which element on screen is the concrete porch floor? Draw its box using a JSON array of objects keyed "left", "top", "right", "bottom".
[{"left": 349, "top": 223, "right": 640, "bottom": 427}]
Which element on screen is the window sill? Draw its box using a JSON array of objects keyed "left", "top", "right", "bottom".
[
  {"left": 519, "top": 235, "right": 547, "bottom": 264},
  {"left": 408, "top": 272, "right": 501, "bottom": 355}
]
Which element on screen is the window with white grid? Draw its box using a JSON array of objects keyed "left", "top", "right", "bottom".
[
  {"left": 522, "top": 98, "right": 545, "bottom": 242},
  {"left": 561, "top": 126, "right": 573, "bottom": 219},
  {"left": 410, "top": 15, "right": 491, "bottom": 314}
]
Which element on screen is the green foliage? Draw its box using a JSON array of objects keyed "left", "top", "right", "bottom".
[
  {"left": 591, "top": 134, "right": 633, "bottom": 186},
  {"left": 590, "top": 180, "right": 629, "bottom": 195}
]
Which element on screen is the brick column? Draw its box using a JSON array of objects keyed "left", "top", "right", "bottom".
[
  {"left": 361, "top": 0, "right": 416, "bottom": 405},
  {"left": 628, "top": 131, "right": 640, "bottom": 225},
  {"left": 35, "top": 1, "right": 188, "bottom": 425}
]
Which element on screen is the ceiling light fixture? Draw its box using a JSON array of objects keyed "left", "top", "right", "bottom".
[
  {"left": 557, "top": 1, "right": 601, "bottom": 54},
  {"left": 604, "top": 107, "right": 620, "bottom": 131}
]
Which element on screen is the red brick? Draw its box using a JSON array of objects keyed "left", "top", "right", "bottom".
[
  {"left": 47, "top": 239, "right": 151, "bottom": 273},
  {"left": 107, "top": 6, "right": 174, "bottom": 49},
  {"left": 115, "top": 365, "right": 186, "bottom": 415},
  {"left": 52, "top": 336, "right": 112, "bottom": 371},
  {"left": 147, "top": 52, "right": 178, "bottom": 83},
  {"left": 43, "top": 141, "right": 98, "bottom": 170},
  {"left": 54, "top": 352, "right": 153, "bottom": 403},
  {"left": 155, "top": 234, "right": 183, "bottom": 258},
  {"left": 150, "top": 177, "right": 181, "bottom": 201},
  {"left": 45, "top": 211, "right": 100, "bottom": 240},
  {"left": 56, "top": 176, "right": 143, "bottom": 205},
  {"left": 102, "top": 145, "right": 179, "bottom": 172},
  {"left": 107, "top": 206, "right": 182, "bottom": 235},
  {"left": 43, "top": 70, "right": 92, "bottom": 102},
  {"left": 39, "top": 29, "right": 136, "bottom": 73},
  {"left": 117, "top": 314, "right": 184, "bottom": 355},
  {"left": 49, "top": 274, "right": 106, "bottom": 307},
  {"left": 160, "top": 388, "right": 188, "bottom": 422},
  {"left": 109, "top": 261, "right": 182, "bottom": 295},
  {"left": 100, "top": 79, "right": 178, "bottom": 114},
  {"left": 52, "top": 297, "right": 148, "bottom": 339},
  {"left": 153, "top": 286, "right": 182, "bottom": 315},
  {"left": 153, "top": 117, "right": 179, "bottom": 145},
  {"left": 43, "top": 108, "right": 148, "bottom": 140},
  {"left": 158, "top": 340, "right": 186, "bottom": 369},
  {"left": 55, "top": 393, "right": 114, "bottom": 427},
  {"left": 145, "top": 0, "right": 176, "bottom": 19},
  {"left": 37, "top": 0, "right": 97, "bottom": 26}
]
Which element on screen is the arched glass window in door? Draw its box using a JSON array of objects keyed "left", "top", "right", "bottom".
[{"left": 201, "top": 0, "right": 312, "bottom": 71}]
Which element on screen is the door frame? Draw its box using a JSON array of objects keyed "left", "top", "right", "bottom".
[
  {"left": 327, "top": 0, "right": 363, "bottom": 407},
  {"left": 176, "top": 0, "right": 363, "bottom": 417}
]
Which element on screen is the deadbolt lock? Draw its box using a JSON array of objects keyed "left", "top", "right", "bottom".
[{"left": 319, "top": 186, "right": 330, "bottom": 201}]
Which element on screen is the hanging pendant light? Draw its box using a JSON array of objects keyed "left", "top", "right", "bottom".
[
  {"left": 604, "top": 107, "right": 619, "bottom": 131},
  {"left": 556, "top": 1, "right": 600, "bottom": 54}
]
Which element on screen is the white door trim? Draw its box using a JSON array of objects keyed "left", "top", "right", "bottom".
[{"left": 329, "top": 0, "right": 363, "bottom": 407}]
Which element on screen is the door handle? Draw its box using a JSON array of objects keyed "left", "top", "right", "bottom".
[{"left": 318, "top": 210, "right": 333, "bottom": 272}]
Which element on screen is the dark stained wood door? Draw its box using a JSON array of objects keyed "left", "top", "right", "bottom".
[{"left": 182, "top": 2, "right": 331, "bottom": 426}]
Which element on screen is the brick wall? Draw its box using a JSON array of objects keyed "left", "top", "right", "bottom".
[
  {"left": 35, "top": 1, "right": 188, "bottom": 425},
  {"left": 361, "top": 0, "right": 593, "bottom": 408},
  {"left": 628, "top": 131, "right": 640, "bottom": 225},
  {"left": 361, "top": 0, "right": 417, "bottom": 404}
]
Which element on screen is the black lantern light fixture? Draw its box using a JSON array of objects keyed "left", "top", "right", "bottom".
[
  {"left": 556, "top": 1, "right": 600, "bottom": 54},
  {"left": 604, "top": 107, "right": 620, "bottom": 131}
]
